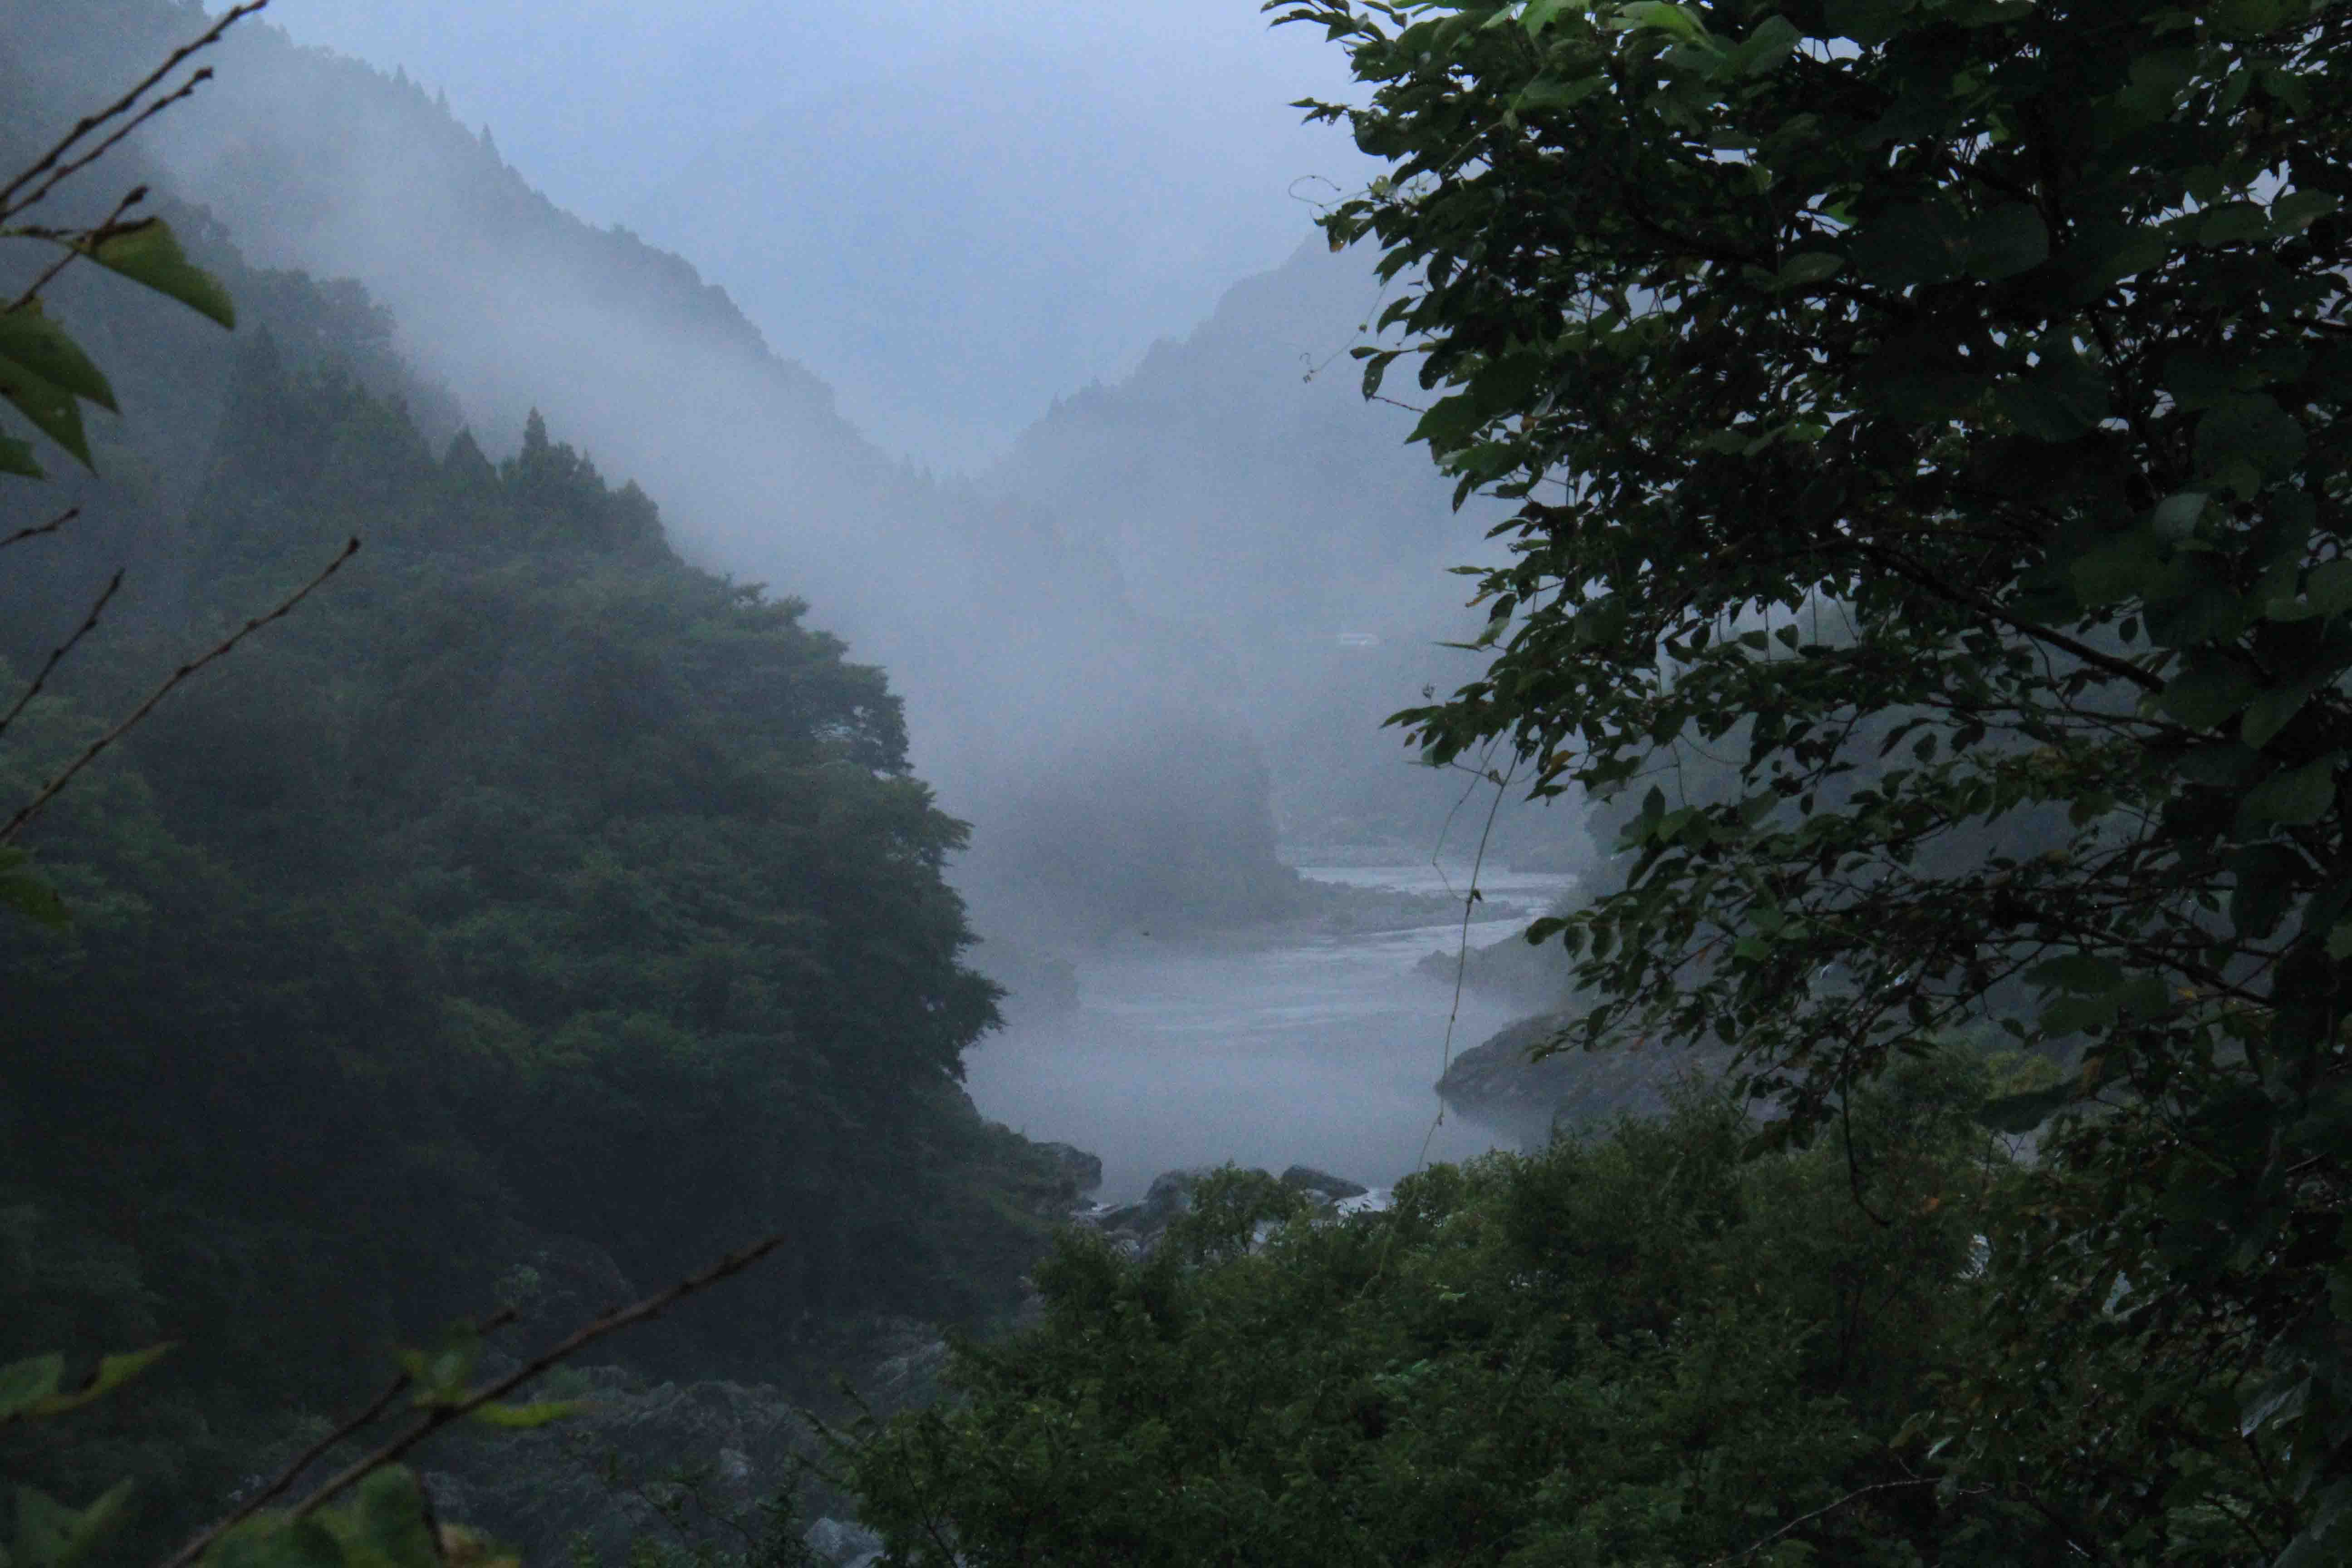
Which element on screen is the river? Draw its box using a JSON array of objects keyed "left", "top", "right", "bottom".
[{"left": 964, "top": 861, "right": 1577, "bottom": 1203}]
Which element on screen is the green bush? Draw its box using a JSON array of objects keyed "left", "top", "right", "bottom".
[{"left": 847, "top": 1058, "right": 2048, "bottom": 1566}]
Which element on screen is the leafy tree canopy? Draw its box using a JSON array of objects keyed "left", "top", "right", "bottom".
[
  {"left": 1, "top": 273, "right": 1075, "bottom": 1558},
  {"left": 849, "top": 1061, "right": 2118, "bottom": 1565},
  {"left": 1268, "top": 0, "right": 2352, "bottom": 1558}
]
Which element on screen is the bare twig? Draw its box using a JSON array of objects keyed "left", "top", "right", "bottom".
[
  {"left": 279, "top": 1233, "right": 790, "bottom": 1526},
  {"left": 161, "top": 1232, "right": 785, "bottom": 1568},
  {"left": 0, "top": 1, "right": 270, "bottom": 219},
  {"left": 11, "top": 70, "right": 219, "bottom": 222},
  {"left": 0, "top": 505, "right": 77, "bottom": 553},
  {"left": 7, "top": 188, "right": 145, "bottom": 316},
  {"left": 165, "top": 1306, "right": 522, "bottom": 1568},
  {"left": 1705, "top": 1477, "right": 1945, "bottom": 1565},
  {"left": 1851, "top": 541, "right": 2166, "bottom": 696},
  {"left": 0, "top": 568, "right": 121, "bottom": 745},
  {"left": 0, "top": 538, "right": 359, "bottom": 848}
]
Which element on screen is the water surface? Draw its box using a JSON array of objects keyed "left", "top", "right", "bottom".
[{"left": 965, "top": 862, "right": 1573, "bottom": 1202}]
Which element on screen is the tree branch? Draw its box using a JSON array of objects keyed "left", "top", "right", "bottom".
[
  {"left": 283, "top": 1233, "right": 789, "bottom": 1525},
  {"left": 0, "top": 505, "right": 76, "bottom": 553},
  {"left": 161, "top": 1230, "right": 787, "bottom": 1568},
  {"left": 1706, "top": 1477, "right": 1945, "bottom": 1565},
  {"left": 162, "top": 1306, "right": 522, "bottom": 1568},
  {"left": 7, "top": 187, "right": 144, "bottom": 315},
  {"left": 0, "top": 2, "right": 270, "bottom": 219},
  {"left": 1851, "top": 540, "right": 2166, "bottom": 695},
  {"left": 10, "top": 70, "right": 220, "bottom": 225},
  {"left": 0, "top": 538, "right": 358, "bottom": 848},
  {"left": 0, "top": 567, "right": 120, "bottom": 745}
]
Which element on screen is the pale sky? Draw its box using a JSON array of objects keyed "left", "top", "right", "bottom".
[{"left": 268, "top": 0, "right": 1373, "bottom": 471}]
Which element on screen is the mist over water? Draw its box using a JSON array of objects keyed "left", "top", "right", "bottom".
[{"left": 969, "top": 861, "right": 1574, "bottom": 1200}]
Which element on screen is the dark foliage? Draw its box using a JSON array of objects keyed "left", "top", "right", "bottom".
[
  {"left": 0, "top": 266, "right": 1073, "bottom": 1552},
  {"left": 848, "top": 1060, "right": 2082, "bottom": 1566}
]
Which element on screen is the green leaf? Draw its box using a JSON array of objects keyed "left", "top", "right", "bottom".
[
  {"left": 75, "top": 220, "right": 235, "bottom": 329},
  {"left": 1851, "top": 202, "right": 1963, "bottom": 286},
  {"left": 0, "top": 1357, "right": 64, "bottom": 1422},
  {"left": 2327, "top": 918, "right": 2352, "bottom": 961},
  {"left": 2269, "top": 188, "right": 2340, "bottom": 235},
  {"left": 2150, "top": 491, "right": 2208, "bottom": 539},
  {"left": 2230, "top": 843, "right": 2307, "bottom": 938},
  {"left": 2213, "top": 0, "right": 2297, "bottom": 37},
  {"left": 2197, "top": 200, "right": 2269, "bottom": 247},
  {"left": 399, "top": 1334, "right": 479, "bottom": 1406},
  {"left": 1728, "top": 14, "right": 1802, "bottom": 75},
  {"left": 1614, "top": 3, "right": 1710, "bottom": 44},
  {"left": 0, "top": 358, "right": 91, "bottom": 468},
  {"left": 2072, "top": 528, "right": 2180, "bottom": 607},
  {"left": 2177, "top": 742, "right": 2264, "bottom": 787},
  {"left": 2041, "top": 990, "right": 2121, "bottom": 1036},
  {"left": 2308, "top": 559, "right": 2352, "bottom": 617},
  {"left": 1767, "top": 251, "right": 1846, "bottom": 291},
  {"left": 1515, "top": 73, "right": 1607, "bottom": 112},
  {"left": 2196, "top": 394, "right": 2307, "bottom": 487},
  {"left": 1963, "top": 204, "right": 2049, "bottom": 279},
  {"left": 2241, "top": 1372, "right": 2310, "bottom": 1437},
  {"left": 348, "top": 1468, "right": 437, "bottom": 1568},
  {"left": 24, "top": 1345, "right": 173, "bottom": 1417},
  {"left": 1521, "top": 0, "right": 1573, "bottom": 36},
  {"left": 0, "top": 307, "right": 115, "bottom": 412},
  {"left": 11, "top": 1481, "right": 133, "bottom": 1568},
  {"left": 2243, "top": 758, "right": 2339, "bottom": 828},
  {"left": 2161, "top": 657, "right": 2259, "bottom": 729},
  {"left": 2241, "top": 683, "right": 2314, "bottom": 749},
  {"left": 206, "top": 1517, "right": 345, "bottom": 1568},
  {"left": 469, "top": 1399, "right": 579, "bottom": 1429},
  {"left": 1821, "top": 0, "right": 1904, "bottom": 44},
  {"left": 1409, "top": 392, "right": 1489, "bottom": 451},
  {"left": 2079, "top": 224, "right": 2172, "bottom": 291},
  {"left": 1994, "top": 378, "right": 2097, "bottom": 441},
  {"left": 0, "top": 432, "right": 40, "bottom": 476}
]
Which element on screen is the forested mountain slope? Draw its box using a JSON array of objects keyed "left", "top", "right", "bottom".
[
  {"left": 0, "top": 214, "right": 1077, "bottom": 1553},
  {"left": 996, "top": 239, "right": 1590, "bottom": 863},
  {"left": 0, "top": 0, "right": 1317, "bottom": 943}
]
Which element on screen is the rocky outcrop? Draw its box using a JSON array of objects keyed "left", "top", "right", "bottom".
[
  {"left": 417, "top": 1312, "right": 961, "bottom": 1567},
  {"left": 1436, "top": 1013, "right": 1731, "bottom": 1147},
  {"left": 1033, "top": 1142, "right": 1104, "bottom": 1199},
  {"left": 415, "top": 1142, "right": 1102, "bottom": 1568},
  {"left": 1079, "top": 1161, "right": 1385, "bottom": 1257},
  {"left": 421, "top": 1364, "right": 814, "bottom": 1567},
  {"left": 1279, "top": 1166, "right": 1367, "bottom": 1201}
]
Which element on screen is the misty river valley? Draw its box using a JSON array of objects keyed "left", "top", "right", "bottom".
[
  {"left": 7, "top": 2, "right": 2347, "bottom": 1565},
  {"left": 967, "top": 859, "right": 1573, "bottom": 1202}
]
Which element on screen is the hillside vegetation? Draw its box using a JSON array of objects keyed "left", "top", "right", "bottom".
[{"left": 0, "top": 226, "right": 1076, "bottom": 1557}]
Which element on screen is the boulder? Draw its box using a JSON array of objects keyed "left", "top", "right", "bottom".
[
  {"left": 1279, "top": 1165, "right": 1368, "bottom": 1201},
  {"left": 849, "top": 1316, "right": 951, "bottom": 1419},
  {"left": 421, "top": 1366, "right": 811, "bottom": 1567},
  {"left": 1143, "top": 1166, "right": 1224, "bottom": 1220}
]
